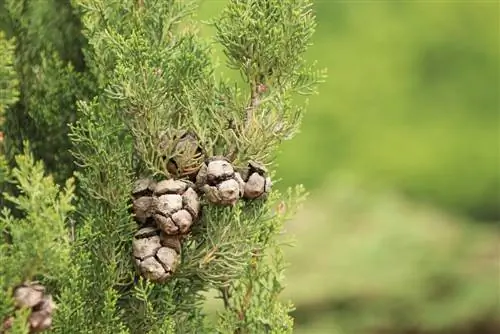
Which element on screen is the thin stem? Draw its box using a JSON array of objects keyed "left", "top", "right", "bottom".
[
  {"left": 219, "top": 285, "right": 234, "bottom": 312},
  {"left": 244, "top": 80, "right": 261, "bottom": 131},
  {"left": 234, "top": 252, "right": 260, "bottom": 334},
  {"left": 227, "top": 79, "right": 263, "bottom": 162}
]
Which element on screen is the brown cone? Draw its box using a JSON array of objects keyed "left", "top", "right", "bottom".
[
  {"left": 29, "top": 296, "right": 55, "bottom": 333},
  {"left": 241, "top": 161, "right": 272, "bottom": 200},
  {"left": 133, "top": 227, "right": 181, "bottom": 283},
  {"left": 13, "top": 283, "right": 45, "bottom": 309},
  {"left": 131, "top": 176, "right": 200, "bottom": 283},
  {"left": 196, "top": 157, "right": 244, "bottom": 205},
  {"left": 4, "top": 282, "right": 56, "bottom": 333}
]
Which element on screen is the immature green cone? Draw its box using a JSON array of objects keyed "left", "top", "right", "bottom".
[
  {"left": 2, "top": 282, "right": 56, "bottom": 333},
  {"left": 241, "top": 161, "right": 272, "bottom": 200},
  {"left": 196, "top": 156, "right": 245, "bottom": 205},
  {"left": 133, "top": 226, "right": 181, "bottom": 283}
]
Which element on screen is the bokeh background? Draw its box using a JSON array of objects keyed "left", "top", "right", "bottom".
[{"left": 197, "top": 1, "right": 499, "bottom": 333}]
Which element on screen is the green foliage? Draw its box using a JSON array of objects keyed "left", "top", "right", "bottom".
[
  {"left": 0, "top": 31, "right": 16, "bottom": 195},
  {"left": 0, "top": 0, "right": 322, "bottom": 332},
  {"left": 194, "top": 2, "right": 499, "bottom": 332},
  {"left": 0, "top": 31, "right": 18, "bottom": 115},
  {"left": 213, "top": 0, "right": 323, "bottom": 95},
  {"left": 214, "top": 186, "right": 307, "bottom": 334},
  {"left": 0, "top": 143, "right": 75, "bottom": 332},
  {"left": 1, "top": 147, "right": 75, "bottom": 280},
  {"left": 1, "top": 1, "right": 495, "bottom": 334},
  {"left": 0, "top": 0, "right": 91, "bottom": 184},
  {"left": 211, "top": 0, "right": 326, "bottom": 163}
]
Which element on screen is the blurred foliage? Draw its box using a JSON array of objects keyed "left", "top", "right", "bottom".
[
  {"left": 279, "top": 1, "right": 499, "bottom": 221},
  {"left": 0, "top": 0, "right": 90, "bottom": 185},
  {"left": 285, "top": 175, "right": 499, "bottom": 333},
  {"left": 197, "top": 0, "right": 499, "bottom": 221},
  {"left": 0, "top": 31, "right": 18, "bottom": 114}
]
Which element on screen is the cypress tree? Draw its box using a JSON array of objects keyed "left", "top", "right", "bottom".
[{"left": 0, "top": 0, "right": 325, "bottom": 332}]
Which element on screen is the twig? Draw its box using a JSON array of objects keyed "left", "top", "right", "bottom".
[
  {"left": 227, "top": 80, "right": 263, "bottom": 162},
  {"left": 70, "top": 218, "right": 75, "bottom": 242},
  {"left": 238, "top": 282, "right": 253, "bottom": 322},
  {"left": 244, "top": 80, "right": 261, "bottom": 131},
  {"left": 219, "top": 285, "right": 236, "bottom": 312}
]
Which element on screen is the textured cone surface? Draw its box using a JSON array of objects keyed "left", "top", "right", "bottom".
[
  {"left": 182, "top": 187, "right": 200, "bottom": 217},
  {"left": 242, "top": 161, "right": 271, "bottom": 199},
  {"left": 13, "top": 283, "right": 45, "bottom": 308},
  {"left": 150, "top": 179, "right": 200, "bottom": 235},
  {"left": 217, "top": 179, "right": 242, "bottom": 205},
  {"left": 135, "top": 226, "right": 158, "bottom": 238},
  {"left": 133, "top": 226, "right": 181, "bottom": 283},
  {"left": 161, "top": 233, "right": 182, "bottom": 254},
  {"left": 29, "top": 296, "right": 55, "bottom": 333},
  {"left": 155, "top": 179, "right": 188, "bottom": 195},
  {"left": 171, "top": 210, "right": 193, "bottom": 234},
  {"left": 132, "top": 178, "right": 156, "bottom": 197},
  {"left": 244, "top": 173, "right": 266, "bottom": 199},
  {"left": 132, "top": 196, "right": 154, "bottom": 224},
  {"left": 138, "top": 257, "right": 170, "bottom": 282},
  {"left": 235, "top": 172, "right": 245, "bottom": 194},
  {"left": 131, "top": 178, "right": 199, "bottom": 282},
  {"left": 133, "top": 232, "right": 161, "bottom": 260},
  {"left": 248, "top": 161, "right": 267, "bottom": 175},
  {"left": 131, "top": 178, "right": 157, "bottom": 226},
  {"left": 156, "top": 247, "right": 178, "bottom": 273},
  {"left": 165, "top": 132, "right": 205, "bottom": 179},
  {"left": 29, "top": 313, "right": 52, "bottom": 333},
  {"left": 264, "top": 176, "right": 272, "bottom": 193},
  {"left": 154, "top": 214, "right": 179, "bottom": 235},
  {"left": 197, "top": 158, "right": 244, "bottom": 205},
  {"left": 206, "top": 159, "right": 234, "bottom": 183},
  {"left": 8, "top": 283, "right": 55, "bottom": 333},
  {"left": 155, "top": 194, "right": 183, "bottom": 216},
  {"left": 2, "top": 317, "right": 14, "bottom": 332}
]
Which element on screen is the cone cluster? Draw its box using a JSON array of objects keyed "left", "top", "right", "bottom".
[
  {"left": 2, "top": 282, "right": 55, "bottom": 333},
  {"left": 131, "top": 156, "right": 272, "bottom": 283},
  {"left": 131, "top": 178, "right": 200, "bottom": 282}
]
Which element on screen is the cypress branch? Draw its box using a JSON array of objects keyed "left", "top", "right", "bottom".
[{"left": 0, "top": 0, "right": 325, "bottom": 332}]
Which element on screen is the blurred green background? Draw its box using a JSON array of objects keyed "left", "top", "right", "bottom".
[{"left": 197, "top": 0, "right": 499, "bottom": 333}]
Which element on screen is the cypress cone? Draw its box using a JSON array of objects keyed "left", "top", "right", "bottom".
[
  {"left": 131, "top": 178, "right": 201, "bottom": 282},
  {"left": 2, "top": 282, "right": 56, "bottom": 333},
  {"left": 152, "top": 179, "right": 201, "bottom": 235},
  {"left": 196, "top": 156, "right": 245, "bottom": 205},
  {"left": 241, "top": 161, "right": 272, "bottom": 200},
  {"left": 132, "top": 227, "right": 181, "bottom": 283}
]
